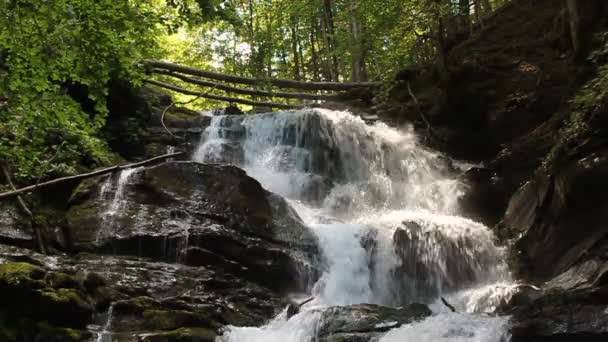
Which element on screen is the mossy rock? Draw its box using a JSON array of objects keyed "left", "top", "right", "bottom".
[
  {"left": 34, "top": 321, "right": 90, "bottom": 342},
  {"left": 0, "top": 262, "right": 45, "bottom": 288},
  {"left": 45, "top": 271, "right": 81, "bottom": 289},
  {"left": 0, "top": 317, "right": 90, "bottom": 342},
  {"left": 114, "top": 296, "right": 161, "bottom": 315},
  {"left": 142, "top": 309, "right": 220, "bottom": 331},
  {"left": 0, "top": 262, "right": 94, "bottom": 329},
  {"left": 140, "top": 327, "right": 217, "bottom": 342}
]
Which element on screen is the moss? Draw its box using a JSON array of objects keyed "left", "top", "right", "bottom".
[
  {"left": 544, "top": 35, "right": 608, "bottom": 169},
  {"left": 35, "top": 321, "right": 89, "bottom": 342},
  {"left": 141, "top": 327, "right": 217, "bottom": 342},
  {"left": 40, "top": 288, "right": 85, "bottom": 304},
  {"left": 45, "top": 272, "right": 80, "bottom": 289},
  {"left": 0, "top": 262, "right": 45, "bottom": 287},
  {"left": 114, "top": 296, "right": 159, "bottom": 315},
  {"left": 0, "top": 325, "right": 17, "bottom": 342},
  {"left": 143, "top": 310, "right": 183, "bottom": 330},
  {"left": 142, "top": 309, "right": 218, "bottom": 331}
]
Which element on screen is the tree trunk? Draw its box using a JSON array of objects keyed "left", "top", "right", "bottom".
[
  {"left": 566, "top": 0, "right": 581, "bottom": 55},
  {"left": 459, "top": 0, "right": 471, "bottom": 31},
  {"left": 481, "top": 0, "right": 492, "bottom": 13},
  {"left": 349, "top": 10, "right": 368, "bottom": 82},
  {"left": 291, "top": 26, "right": 301, "bottom": 80},
  {"left": 322, "top": 0, "right": 339, "bottom": 81}
]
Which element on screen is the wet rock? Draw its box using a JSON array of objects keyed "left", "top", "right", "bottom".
[
  {"left": 506, "top": 149, "right": 608, "bottom": 282},
  {"left": 0, "top": 258, "right": 102, "bottom": 341},
  {"left": 316, "top": 303, "right": 431, "bottom": 342},
  {"left": 66, "top": 161, "right": 319, "bottom": 292},
  {"left": 0, "top": 243, "right": 287, "bottom": 340},
  {"left": 509, "top": 286, "right": 608, "bottom": 342},
  {"left": 373, "top": 219, "right": 503, "bottom": 305},
  {"left": 105, "top": 82, "right": 210, "bottom": 160},
  {"left": 0, "top": 203, "right": 33, "bottom": 248},
  {"left": 458, "top": 167, "right": 509, "bottom": 226},
  {"left": 138, "top": 327, "right": 217, "bottom": 342}
]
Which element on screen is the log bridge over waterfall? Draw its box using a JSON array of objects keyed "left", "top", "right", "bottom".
[{"left": 143, "top": 60, "right": 381, "bottom": 109}]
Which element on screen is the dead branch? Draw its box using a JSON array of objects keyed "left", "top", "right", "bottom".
[
  {"left": 0, "top": 152, "right": 183, "bottom": 201},
  {"left": 441, "top": 297, "right": 457, "bottom": 312}
]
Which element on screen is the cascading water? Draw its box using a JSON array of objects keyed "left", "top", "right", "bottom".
[
  {"left": 97, "top": 168, "right": 140, "bottom": 242},
  {"left": 193, "top": 108, "right": 513, "bottom": 341}
]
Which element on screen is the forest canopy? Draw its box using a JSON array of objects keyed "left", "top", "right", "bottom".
[{"left": 0, "top": 0, "right": 506, "bottom": 181}]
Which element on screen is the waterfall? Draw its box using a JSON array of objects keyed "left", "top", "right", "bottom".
[
  {"left": 194, "top": 109, "right": 513, "bottom": 341},
  {"left": 94, "top": 302, "right": 115, "bottom": 342},
  {"left": 97, "top": 168, "right": 140, "bottom": 242}
]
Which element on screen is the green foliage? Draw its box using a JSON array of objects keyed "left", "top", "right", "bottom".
[
  {"left": 0, "top": 0, "right": 167, "bottom": 181},
  {"left": 544, "top": 34, "right": 608, "bottom": 169}
]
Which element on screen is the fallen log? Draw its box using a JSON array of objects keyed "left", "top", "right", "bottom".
[
  {"left": 144, "top": 60, "right": 381, "bottom": 91},
  {"left": 145, "top": 79, "right": 300, "bottom": 110},
  {"left": 151, "top": 68, "right": 348, "bottom": 101},
  {"left": 0, "top": 152, "right": 184, "bottom": 200}
]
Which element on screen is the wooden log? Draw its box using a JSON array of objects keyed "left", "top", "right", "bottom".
[
  {"left": 0, "top": 152, "right": 184, "bottom": 200},
  {"left": 151, "top": 69, "right": 348, "bottom": 101},
  {"left": 144, "top": 60, "right": 381, "bottom": 91},
  {"left": 144, "top": 80, "right": 301, "bottom": 110}
]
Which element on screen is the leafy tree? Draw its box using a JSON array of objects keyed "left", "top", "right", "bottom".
[{"left": 0, "top": 0, "right": 220, "bottom": 181}]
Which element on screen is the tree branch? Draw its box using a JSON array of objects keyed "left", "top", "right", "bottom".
[
  {"left": 160, "top": 89, "right": 209, "bottom": 137},
  {"left": 144, "top": 60, "right": 381, "bottom": 91},
  {"left": 0, "top": 152, "right": 184, "bottom": 200},
  {"left": 441, "top": 297, "right": 456, "bottom": 312}
]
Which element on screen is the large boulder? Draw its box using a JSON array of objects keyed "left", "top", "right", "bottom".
[
  {"left": 66, "top": 161, "right": 319, "bottom": 292},
  {"left": 0, "top": 203, "right": 33, "bottom": 248},
  {"left": 509, "top": 286, "right": 608, "bottom": 342},
  {"left": 363, "top": 218, "right": 504, "bottom": 305},
  {"left": 505, "top": 149, "right": 608, "bottom": 282},
  {"left": 315, "top": 303, "right": 431, "bottom": 342},
  {"left": 503, "top": 149, "right": 608, "bottom": 340}
]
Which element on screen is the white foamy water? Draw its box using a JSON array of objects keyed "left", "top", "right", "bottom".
[
  {"left": 194, "top": 109, "right": 512, "bottom": 342},
  {"left": 97, "top": 168, "right": 140, "bottom": 242}
]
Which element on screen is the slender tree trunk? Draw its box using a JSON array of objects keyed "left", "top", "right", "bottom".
[
  {"left": 322, "top": 0, "right": 339, "bottom": 81},
  {"left": 481, "top": 0, "right": 492, "bottom": 12},
  {"left": 349, "top": 11, "right": 368, "bottom": 82},
  {"left": 291, "top": 26, "right": 301, "bottom": 80},
  {"left": 566, "top": 0, "right": 581, "bottom": 55},
  {"left": 459, "top": 0, "right": 471, "bottom": 31},
  {"left": 310, "top": 23, "right": 320, "bottom": 81},
  {"left": 265, "top": 1, "right": 273, "bottom": 79}
]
